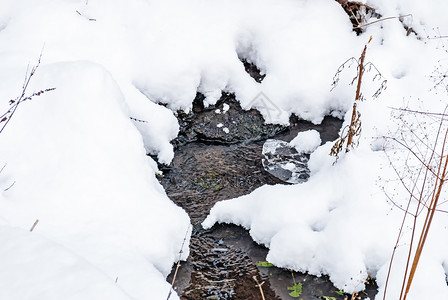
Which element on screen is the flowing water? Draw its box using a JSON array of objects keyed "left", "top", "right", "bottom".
[{"left": 158, "top": 94, "right": 377, "bottom": 299}]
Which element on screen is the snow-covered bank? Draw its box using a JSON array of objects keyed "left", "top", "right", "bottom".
[
  {"left": 204, "top": 143, "right": 396, "bottom": 291},
  {"left": 0, "top": 61, "right": 190, "bottom": 300}
]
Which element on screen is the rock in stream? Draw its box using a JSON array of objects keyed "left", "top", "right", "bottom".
[
  {"left": 262, "top": 139, "right": 310, "bottom": 184},
  {"left": 175, "top": 92, "right": 287, "bottom": 146}
]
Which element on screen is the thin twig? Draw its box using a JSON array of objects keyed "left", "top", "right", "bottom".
[
  {"left": 385, "top": 137, "right": 438, "bottom": 178},
  {"left": 353, "top": 14, "right": 413, "bottom": 30},
  {"left": 29, "top": 219, "right": 39, "bottom": 232},
  {"left": 427, "top": 35, "right": 448, "bottom": 40},
  {"left": 1, "top": 51, "right": 55, "bottom": 135},
  {"left": 346, "top": 39, "right": 369, "bottom": 151},
  {"left": 403, "top": 128, "right": 448, "bottom": 299},
  {"left": 130, "top": 117, "right": 149, "bottom": 123},
  {"left": 389, "top": 107, "right": 448, "bottom": 118},
  {"left": 75, "top": 10, "right": 96, "bottom": 22},
  {"left": 166, "top": 224, "right": 191, "bottom": 300},
  {"left": 253, "top": 276, "right": 266, "bottom": 300},
  {"left": 4, "top": 181, "right": 15, "bottom": 192},
  {"left": 384, "top": 105, "right": 448, "bottom": 299},
  {"left": 383, "top": 104, "right": 448, "bottom": 299}
]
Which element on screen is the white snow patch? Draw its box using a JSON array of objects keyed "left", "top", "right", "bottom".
[
  {"left": 0, "top": 62, "right": 190, "bottom": 300},
  {"left": 290, "top": 130, "right": 322, "bottom": 154}
]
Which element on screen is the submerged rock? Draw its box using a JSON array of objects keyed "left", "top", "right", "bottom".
[
  {"left": 262, "top": 139, "right": 310, "bottom": 184},
  {"left": 175, "top": 93, "right": 287, "bottom": 146}
]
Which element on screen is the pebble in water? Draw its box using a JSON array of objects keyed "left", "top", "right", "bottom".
[{"left": 262, "top": 139, "right": 310, "bottom": 184}]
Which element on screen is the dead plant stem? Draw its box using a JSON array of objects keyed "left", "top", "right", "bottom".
[
  {"left": 29, "top": 219, "right": 39, "bottom": 232},
  {"left": 253, "top": 276, "right": 266, "bottom": 300},
  {"left": 402, "top": 129, "right": 448, "bottom": 299},
  {"left": 353, "top": 14, "right": 413, "bottom": 31},
  {"left": 166, "top": 224, "right": 191, "bottom": 300},
  {"left": 346, "top": 44, "right": 367, "bottom": 151},
  {"left": 382, "top": 164, "right": 423, "bottom": 300}
]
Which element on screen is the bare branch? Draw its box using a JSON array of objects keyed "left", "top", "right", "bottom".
[
  {"left": 0, "top": 52, "right": 55, "bottom": 135},
  {"left": 166, "top": 224, "right": 191, "bottom": 300},
  {"left": 352, "top": 14, "right": 413, "bottom": 30}
]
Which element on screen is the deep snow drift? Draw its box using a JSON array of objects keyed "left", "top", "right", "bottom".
[{"left": 0, "top": 0, "right": 447, "bottom": 299}]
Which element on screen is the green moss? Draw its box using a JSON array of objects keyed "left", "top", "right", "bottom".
[{"left": 191, "top": 171, "right": 222, "bottom": 191}]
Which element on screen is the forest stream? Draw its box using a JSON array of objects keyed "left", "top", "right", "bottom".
[{"left": 156, "top": 91, "right": 378, "bottom": 300}]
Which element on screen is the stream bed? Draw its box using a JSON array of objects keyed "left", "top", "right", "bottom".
[{"left": 158, "top": 94, "right": 377, "bottom": 300}]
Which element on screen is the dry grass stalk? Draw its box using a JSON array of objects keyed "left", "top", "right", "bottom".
[
  {"left": 166, "top": 224, "right": 191, "bottom": 300},
  {"left": 0, "top": 52, "right": 55, "bottom": 135},
  {"left": 352, "top": 14, "right": 413, "bottom": 31},
  {"left": 29, "top": 219, "right": 39, "bottom": 232},
  {"left": 345, "top": 41, "right": 368, "bottom": 150},
  {"left": 401, "top": 127, "right": 448, "bottom": 299},
  {"left": 382, "top": 105, "right": 448, "bottom": 300},
  {"left": 253, "top": 276, "right": 266, "bottom": 300},
  {"left": 331, "top": 36, "right": 388, "bottom": 158}
]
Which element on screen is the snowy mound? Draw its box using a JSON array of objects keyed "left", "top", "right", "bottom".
[
  {"left": 0, "top": 62, "right": 191, "bottom": 300},
  {"left": 290, "top": 129, "right": 322, "bottom": 154}
]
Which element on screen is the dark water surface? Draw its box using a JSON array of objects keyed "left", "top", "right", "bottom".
[{"left": 158, "top": 96, "right": 377, "bottom": 299}]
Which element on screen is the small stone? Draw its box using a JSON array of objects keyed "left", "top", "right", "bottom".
[{"left": 262, "top": 139, "right": 310, "bottom": 184}]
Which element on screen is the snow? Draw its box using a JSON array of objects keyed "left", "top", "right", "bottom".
[
  {"left": 290, "top": 129, "right": 322, "bottom": 154},
  {"left": 1, "top": 0, "right": 448, "bottom": 299},
  {"left": 205, "top": 146, "right": 397, "bottom": 292},
  {"left": 222, "top": 103, "right": 230, "bottom": 113},
  {"left": 0, "top": 62, "right": 190, "bottom": 299}
]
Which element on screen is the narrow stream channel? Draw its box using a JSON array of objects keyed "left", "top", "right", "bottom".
[{"left": 158, "top": 94, "right": 377, "bottom": 300}]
